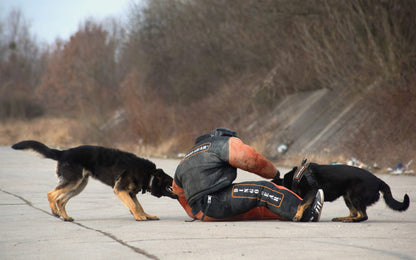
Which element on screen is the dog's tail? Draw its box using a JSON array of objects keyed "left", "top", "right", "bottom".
[
  {"left": 12, "top": 140, "right": 62, "bottom": 161},
  {"left": 380, "top": 180, "right": 409, "bottom": 211}
]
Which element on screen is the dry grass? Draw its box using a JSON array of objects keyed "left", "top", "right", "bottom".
[
  {"left": 0, "top": 118, "right": 81, "bottom": 147},
  {"left": 2, "top": 117, "right": 413, "bottom": 175},
  {"left": 0, "top": 117, "right": 178, "bottom": 158}
]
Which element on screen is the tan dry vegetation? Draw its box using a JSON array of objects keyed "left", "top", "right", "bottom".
[
  {"left": 0, "top": 118, "right": 79, "bottom": 148},
  {"left": 0, "top": 117, "right": 179, "bottom": 158}
]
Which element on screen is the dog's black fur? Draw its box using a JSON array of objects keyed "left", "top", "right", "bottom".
[
  {"left": 274, "top": 162, "right": 409, "bottom": 222},
  {"left": 12, "top": 140, "right": 177, "bottom": 221}
]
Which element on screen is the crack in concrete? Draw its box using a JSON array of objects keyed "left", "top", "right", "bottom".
[{"left": 1, "top": 189, "right": 159, "bottom": 260}]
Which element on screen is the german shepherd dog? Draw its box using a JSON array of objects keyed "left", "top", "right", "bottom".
[
  {"left": 12, "top": 140, "right": 177, "bottom": 221},
  {"left": 274, "top": 160, "right": 409, "bottom": 222}
]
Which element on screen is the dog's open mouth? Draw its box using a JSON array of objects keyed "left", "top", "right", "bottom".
[{"left": 166, "top": 186, "right": 178, "bottom": 199}]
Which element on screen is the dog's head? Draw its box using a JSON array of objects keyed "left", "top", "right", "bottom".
[
  {"left": 272, "top": 167, "right": 296, "bottom": 186},
  {"left": 279, "top": 167, "right": 296, "bottom": 188},
  {"left": 280, "top": 166, "right": 309, "bottom": 195},
  {"left": 282, "top": 166, "right": 316, "bottom": 197},
  {"left": 149, "top": 169, "right": 178, "bottom": 199}
]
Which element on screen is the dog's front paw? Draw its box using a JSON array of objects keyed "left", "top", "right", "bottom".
[
  {"left": 292, "top": 215, "right": 302, "bottom": 222},
  {"left": 146, "top": 215, "right": 159, "bottom": 220},
  {"left": 63, "top": 217, "right": 74, "bottom": 222},
  {"left": 292, "top": 211, "right": 303, "bottom": 222},
  {"left": 135, "top": 215, "right": 148, "bottom": 221}
]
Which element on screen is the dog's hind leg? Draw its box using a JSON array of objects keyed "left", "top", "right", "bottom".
[
  {"left": 350, "top": 210, "right": 368, "bottom": 222},
  {"left": 332, "top": 194, "right": 368, "bottom": 222},
  {"left": 49, "top": 162, "right": 85, "bottom": 221},
  {"left": 332, "top": 194, "right": 357, "bottom": 222},
  {"left": 131, "top": 195, "right": 159, "bottom": 220},
  {"left": 48, "top": 185, "right": 77, "bottom": 221},
  {"left": 334, "top": 208, "right": 368, "bottom": 222},
  {"left": 56, "top": 175, "right": 89, "bottom": 221},
  {"left": 53, "top": 186, "right": 77, "bottom": 221},
  {"left": 47, "top": 188, "right": 64, "bottom": 217},
  {"left": 349, "top": 195, "right": 368, "bottom": 222}
]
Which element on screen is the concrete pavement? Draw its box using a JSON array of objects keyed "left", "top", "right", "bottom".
[{"left": 1, "top": 146, "right": 415, "bottom": 259}]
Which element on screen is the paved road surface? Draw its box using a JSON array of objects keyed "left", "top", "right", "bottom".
[{"left": 1, "top": 146, "right": 415, "bottom": 259}]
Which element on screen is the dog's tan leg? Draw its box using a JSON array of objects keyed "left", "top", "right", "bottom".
[
  {"left": 48, "top": 186, "right": 75, "bottom": 221},
  {"left": 114, "top": 189, "right": 147, "bottom": 221},
  {"left": 56, "top": 193, "right": 74, "bottom": 222},
  {"left": 332, "top": 212, "right": 357, "bottom": 222},
  {"left": 55, "top": 185, "right": 78, "bottom": 222},
  {"left": 333, "top": 210, "right": 367, "bottom": 222},
  {"left": 132, "top": 195, "right": 159, "bottom": 220},
  {"left": 332, "top": 195, "right": 368, "bottom": 222},
  {"left": 55, "top": 177, "right": 89, "bottom": 222},
  {"left": 47, "top": 188, "right": 62, "bottom": 217},
  {"left": 293, "top": 203, "right": 309, "bottom": 222},
  {"left": 352, "top": 211, "right": 368, "bottom": 222},
  {"left": 292, "top": 194, "right": 315, "bottom": 222}
]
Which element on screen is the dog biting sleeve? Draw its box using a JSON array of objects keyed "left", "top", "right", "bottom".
[{"left": 228, "top": 137, "right": 277, "bottom": 179}]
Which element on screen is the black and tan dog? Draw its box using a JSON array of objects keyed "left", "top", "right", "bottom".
[
  {"left": 274, "top": 160, "right": 409, "bottom": 222},
  {"left": 12, "top": 140, "right": 177, "bottom": 221}
]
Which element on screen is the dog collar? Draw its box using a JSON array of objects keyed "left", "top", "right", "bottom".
[
  {"left": 292, "top": 159, "right": 318, "bottom": 193},
  {"left": 147, "top": 174, "right": 155, "bottom": 192},
  {"left": 292, "top": 164, "right": 308, "bottom": 191}
]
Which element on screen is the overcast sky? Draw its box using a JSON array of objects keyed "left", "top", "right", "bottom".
[{"left": 0, "top": 0, "right": 136, "bottom": 44}]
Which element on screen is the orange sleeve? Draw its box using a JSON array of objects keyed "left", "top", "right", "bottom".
[
  {"left": 228, "top": 137, "right": 277, "bottom": 179},
  {"left": 172, "top": 180, "right": 195, "bottom": 219}
]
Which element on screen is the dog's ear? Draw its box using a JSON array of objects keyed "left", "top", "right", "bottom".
[
  {"left": 282, "top": 169, "right": 295, "bottom": 188},
  {"left": 152, "top": 168, "right": 164, "bottom": 177}
]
